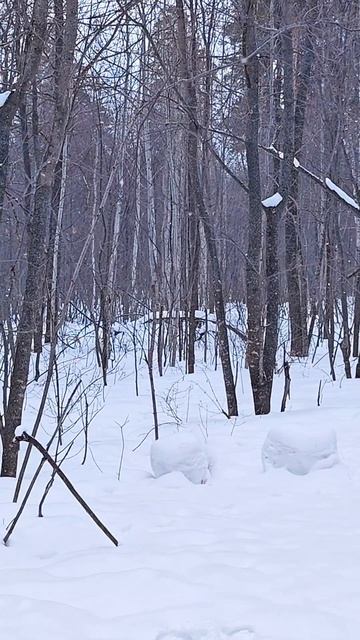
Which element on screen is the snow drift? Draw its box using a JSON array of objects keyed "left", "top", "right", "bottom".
[
  {"left": 262, "top": 423, "right": 339, "bottom": 475},
  {"left": 150, "top": 431, "right": 210, "bottom": 484}
]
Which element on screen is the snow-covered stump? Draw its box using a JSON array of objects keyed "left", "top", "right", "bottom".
[
  {"left": 262, "top": 424, "right": 339, "bottom": 475},
  {"left": 150, "top": 432, "right": 210, "bottom": 484}
]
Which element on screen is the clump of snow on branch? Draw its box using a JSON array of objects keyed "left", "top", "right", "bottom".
[
  {"left": 325, "top": 177, "right": 359, "bottom": 211},
  {"left": 0, "top": 91, "right": 11, "bottom": 108},
  {"left": 150, "top": 431, "right": 211, "bottom": 484},
  {"left": 262, "top": 192, "right": 283, "bottom": 208},
  {"left": 262, "top": 423, "right": 339, "bottom": 475}
]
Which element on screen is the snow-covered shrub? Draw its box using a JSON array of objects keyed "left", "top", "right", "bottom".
[
  {"left": 262, "top": 424, "right": 339, "bottom": 475},
  {"left": 150, "top": 431, "right": 210, "bottom": 484}
]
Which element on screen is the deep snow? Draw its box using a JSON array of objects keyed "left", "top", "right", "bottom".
[
  {"left": 151, "top": 431, "right": 211, "bottom": 484},
  {"left": 1, "top": 335, "right": 360, "bottom": 640},
  {"left": 262, "top": 423, "right": 339, "bottom": 475}
]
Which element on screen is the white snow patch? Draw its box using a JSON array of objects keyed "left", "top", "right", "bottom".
[
  {"left": 151, "top": 431, "right": 210, "bottom": 484},
  {"left": 0, "top": 91, "right": 11, "bottom": 108},
  {"left": 262, "top": 192, "right": 283, "bottom": 208},
  {"left": 2, "top": 328, "right": 360, "bottom": 640},
  {"left": 325, "top": 177, "right": 359, "bottom": 210},
  {"left": 262, "top": 423, "right": 339, "bottom": 475},
  {"left": 268, "top": 145, "right": 284, "bottom": 159}
]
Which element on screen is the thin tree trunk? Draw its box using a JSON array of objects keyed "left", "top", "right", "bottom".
[
  {"left": 143, "top": 117, "right": 158, "bottom": 288},
  {"left": 45, "top": 136, "right": 69, "bottom": 342}
]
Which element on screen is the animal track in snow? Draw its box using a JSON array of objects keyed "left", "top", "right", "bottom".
[
  {"left": 155, "top": 626, "right": 256, "bottom": 640},
  {"left": 221, "top": 627, "right": 256, "bottom": 639}
]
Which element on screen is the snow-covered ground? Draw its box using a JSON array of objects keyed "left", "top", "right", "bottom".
[{"left": 1, "top": 337, "right": 360, "bottom": 640}]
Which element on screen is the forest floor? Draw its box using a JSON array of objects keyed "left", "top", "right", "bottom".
[{"left": 1, "top": 338, "right": 360, "bottom": 640}]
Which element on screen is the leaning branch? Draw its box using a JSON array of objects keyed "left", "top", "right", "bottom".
[
  {"left": 5, "top": 432, "right": 118, "bottom": 547},
  {"left": 207, "top": 126, "right": 360, "bottom": 217},
  {"left": 263, "top": 145, "right": 360, "bottom": 216}
]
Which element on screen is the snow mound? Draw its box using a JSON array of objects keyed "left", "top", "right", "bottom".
[
  {"left": 262, "top": 423, "right": 339, "bottom": 475},
  {"left": 151, "top": 432, "right": 210, "bottom": 484}
]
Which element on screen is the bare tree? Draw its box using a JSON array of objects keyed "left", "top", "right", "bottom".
[{"left": 1, "top": 0, "right": 78, "bottom": 477}]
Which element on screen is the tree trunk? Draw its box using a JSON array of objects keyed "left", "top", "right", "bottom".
[
  {"left": 0, "top": 0, "right": 48, "bottom": 222},
  {"left": 1, "top": 0, "right": 78, "bottom": 477},
  {"left": 176, "top": 0, "right": 238, "bottom": 416},
  {"left": 285, "top": 6, "right": 317, "bottom": 357},
  {"left": 242, "top": 1, "right": 265, "bottom": 414},
  {"left": 2, "top": 182, "right": 52, "bottom": 476}
]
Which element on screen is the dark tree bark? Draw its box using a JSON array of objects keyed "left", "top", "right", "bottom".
[
  {"left": 1, "top": 0, "right": 78, "bottom": 477},
  {"left": 242, "top": 0, "right": 266, "bottom": 414},
  {"left": 353, "top": 273, "right": 360, "bottom": 358},
  {"left": 0, "top": 0, "right": 48, "bottom": 221},
  {"left": 285, "top": 3, "right": 318, "bottom": 357},
  {"left": 2, "top": 183, "right": 52, "bottom": 476},
  {"left": 176, "top": 0, "right": 238, "bottom": 416},
  {"left": 242, "top": 0, "right": 294, "bottom": 415},
  {"left": 261, "top": 1, "right": 294, "bottom": 412},
  {"left": 187, "top": 28, "right": 200, "bottom": 375}
]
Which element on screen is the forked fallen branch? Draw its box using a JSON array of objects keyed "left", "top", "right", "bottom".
[{"left": 3, "top": 432, "right": 118, "bottom": 547}]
